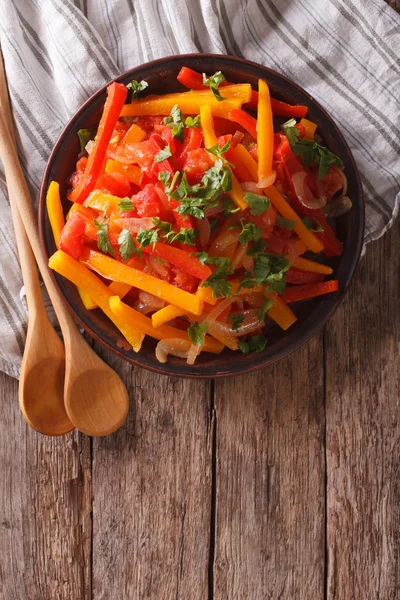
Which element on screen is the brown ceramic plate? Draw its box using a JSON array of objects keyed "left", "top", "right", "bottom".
[{"left": 39, "top": 54, "right": 364, "bottom": 378}]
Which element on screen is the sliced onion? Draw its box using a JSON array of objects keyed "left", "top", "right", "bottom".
[
  {"left": 154, "top": 186, "right": 170, "bottom": 210},
  {"left": 240, "top": 292, "right": 264, "bottom": 307},
  {"left": 204, "top": 296, "right": 243, "bottom": 323},
  {"left": 242, "top": 253, "right": 254, "bottom": 272},
  {"left": 148, "top": 255, "right": 170, "bottom": 278},
  {"left": 240, "top": 181, "right": 259, "bottom": 194},
  {"left": 113, "top": 217, "right": 155, "bottom": 233},
  {"left": 323, "top": 196, "right": 352, "bottom": 218},
  {"left": 232, "top": 243, "right": 248, "bottom": 270},
  {"left": 107, "top": 148, "right": 135, "bottom": 164},
  {"left": 235, "top": 309, "right": 264, "bottom": 336},
  {"left": 206, "top": 321, "right": 239, "bottom": 350},
  {"left": 213, "top": 229, "right": 238, "bottom": 253},
  {"left": 198, "top": 217, "right": 211, "bottom": 248},
  {"left": 257, "top": 171, "right": 277, "bottom": 189},
  {"left": 292, "top": 171, "right": 327, "bottom": 209},
  {"left": 232, "top": 130, "right": 244, "bottom": 147},
  {"left": 285, "top": 237, "right": 300, "bottom": 265},
  {"left": 138, "top": 291, "right": 165, "bottom": 309},
  {"left": 187, "top": 343, "right": 202, "bottom": 365},
  {"left": 156, "top": 338, "right": 191, "bottom": 363},
  {"left": 133, "top": 300, "right": 153, "bottom": 315},
  {"left": 204, "top": 204, "right": 224, "bottom": 218},
  {"left": 85, "top": 140, "right": 94, "bottom": 154}
]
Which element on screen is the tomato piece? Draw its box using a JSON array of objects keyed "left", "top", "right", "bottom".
[
  {"left": 133, "top": 116, "right": 165, "bottom": 134},
  {"left": 134, "top": 184, "right": 165, "bottom": 218},
  {"left": 171, "top": 267, "right": 198, "bottom": 292},
  {"left": 183, "top": 148, "right": 214, "bottom": 184},
  {"left": 69, "top": 156, "right": 88, "bottom": 189},
  {"left": 247, "top": 204, "right": 277, "bottom": 237},
  {"left": 59, "top": 212, "right": 87, "bottom": 259},
  {"left": 117, "top": 139, "right": 157, "bottom": 171},
  {"left": 96, "top": 172, "right": 131, "bottom": 197},
  {"left": 176, "top": 127, "right": 203, "bottom": 169}
]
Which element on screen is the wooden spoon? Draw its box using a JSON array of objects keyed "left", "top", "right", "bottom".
[{"left": 0, "top": 61, "right": 129, "bottom": 436}]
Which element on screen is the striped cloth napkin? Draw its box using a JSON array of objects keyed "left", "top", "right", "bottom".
[{"left": 0, "top": 0, "right": 399, "bottom": 379}]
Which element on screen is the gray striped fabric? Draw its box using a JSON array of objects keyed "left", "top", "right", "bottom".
[{"left": 0, "top": 0, "right": 399, "bottom": 378}]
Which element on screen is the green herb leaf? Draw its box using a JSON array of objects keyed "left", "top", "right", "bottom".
[
  {"left": 158, "top": 171, "right": 171, "bottom": 186},
  {"left": 302, "top": 216, "right": 324, "bottom": 232},
  {"left": 94, "top": 218, "right": 114, "bottom": 256},
  {"left": 247, "top": 239, "right": 267, "bottom": 257},
  {"left": 220, "top": 196, "right": 241, "bottom": 215},
  {"left": 187, "top": 321, "right": 208, "bottom": 346},
  {"left": 136, "top": 227, "right": 159, "bottom": 249},
  {"left": 184, "top": 115, "right": 201, "bottom": 128},
  {"left": 118, "top": 229, "right": 136, "bottom": 262},
  {"left": 238, "top": 271, "right": 256, "bottom": 292},
  {"left": 203, "top": 71, "right": 226, "bottom": 101},
  {"left": 257, "top": 297, "right": 274, "bottom": 322},
  {"left": 152, "top": 217, "right": 172, "bottom": 233},
  {"left": 126, "top": 79, "right": 149, "bottom": 101},
  {"left": 276, "top": 215, "right": 297, "bottom": 231},
  {"left": 77, "top": 128, "right": 95, "bottom": 153},
  {"left": 239, "top": 335, "right": 268, "bottom": 355},
  {"left": 201, "top": 257, "right": 233, "bottom": 298},
  {"left": 164, "top": 104, "right": 185, "bottom": 142},
  {"left": 164, "top": 227, "right": 198, "bottom": 246},
  {"left": 281, "top": 118, "right": 300, "bottom": 146},
  {"left": 202, "top": 160, "right": 232, "bottom": 193},
  {"left": 229, "top": 313, "right": 245, "bottom": 331},
  {"left": 253, "top": 253, "right": 290, "bottom": 288},
  {"left": 154, "top": 144, "right": 172, "bottom": 163},
  {"left": 238, "top": 220, "right": 263, "bottom": 244},
  {"left": 118, "top": 197, "right": 135, "bottom": 212},
  {"left": 206, "top": 139, "right": 231, "bottom": 157},
  {"left": 244, "top": 192, "right": 270, "bottom": 216},
  {"left": 209, "top": 218, "right": 219, "bottom": 231}
]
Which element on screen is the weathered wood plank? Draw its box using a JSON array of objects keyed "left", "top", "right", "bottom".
[
  {"left": 91, "top": 347, "right": 212, "bottom": 600},
  {"left": 213, "top": 336, "right": 326, "bottom": 599},
  {"left": 0, "top": 371, "right": 91, "bottom": 600},
  {"left": 325, "top": 219, "right": 400, "bottom": 599}
]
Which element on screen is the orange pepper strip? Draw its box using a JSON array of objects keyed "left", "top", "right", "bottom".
[
  {"left": 46, "top": 182, "right": 97, "bottom": 310},
  {"left": 300, "top": 118, "right": 317, "bottom": 140},
  {"left": 155, "top": 84, "right": 252, "bottom": 102},
  {"left": 83, "top": 190, "right": 122, "bottom": 215},
  {"left": 152, "top": 305, "right": 186, "bottom": 328},
  {"left": 295, "top": 240, "right": 308, "bottom": 255},
  {"left": 120, "top": 96, "right": 243, "bottom": 118},
  {"left": 120, "top": 123, "right": 147, "bottom": 144},
  {"left": 265, "top": 294, "right": 297, "bottom": 330},
  {"left": 48, "top": 250, "right": 144, "bottom": 351},
  {"left": 292, "top": 257, "right": 333, "bottom": 275},
  {"left": 79, "top": 248, "right": 204, "bottom": 315},
  {"left": 200, "top": 104, "right": 248, "bottom": 210},
  {"left": 196, "top": 285, "right": 217, "bottom": 306},
  {"left": 67, "top": 202, "right": 98, "bottom": 221},
  {"left": 233, "top": 144, "right": 324, "bottom": 254},
  {"left": 108, "top": 281, "right": 132, "bottom": 299},
  {"left": 109, "top": 296, "right": 224, "bottom": 354},
  {"left": 105, "top": 160, "right": 142, "bottom": 185},
  {"left": 257, "top": 79, "right": 276, "bottom": 188}
]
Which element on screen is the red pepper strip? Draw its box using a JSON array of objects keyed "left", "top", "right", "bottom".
[
  {"left": 69, "top": 82, "right": 127, "bottom": 204},
  {"left": 228, "top": 108, "right": 257, "bottom": 139},
  {"left": 282, "top": 280, "right": 339, "bottom": 303},
  {"left": 149, "top": 133, "right": 175, "bottom": 175},
  {"left": 176, "top": 67, "right": 308, "bottom": 117},
  {"left": 285, "top": 269, "right": 325, "bottom": 285},
  {"left": 141, "top": 241, "right": 211, "bottom": 280},
  {"left": 176, "top": 126, "right": 203, "bottom": 169}
]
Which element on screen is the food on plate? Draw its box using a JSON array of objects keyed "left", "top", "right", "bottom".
[{"left": 47, "top": 66, "right": 349, "bottom": 364}]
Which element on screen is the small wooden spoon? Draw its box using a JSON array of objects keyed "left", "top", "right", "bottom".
[{"left": 0, "top": 62, "right": 129, "bottom": 436}]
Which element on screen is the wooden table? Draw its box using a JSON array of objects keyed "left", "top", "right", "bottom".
[{"left": 1, "top": 7, "right": 399, "bottom": 599}]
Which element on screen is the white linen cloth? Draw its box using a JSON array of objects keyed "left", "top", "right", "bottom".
[{"left": 0, "top": 0, "right": 399, "bottom": 378}]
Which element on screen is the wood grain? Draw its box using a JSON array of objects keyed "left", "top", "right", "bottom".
[
  {"left": 90, "top": 346, "right": 212, "bottom": 600},
  {"left": 213, "top": 336, "right": 326, "bottom": 599},
  {"left": 0, "top": 371, "right": 91, "bottom": 600},
  {"left": 325, "top": 218, "right": 400, "bottom": 599}
]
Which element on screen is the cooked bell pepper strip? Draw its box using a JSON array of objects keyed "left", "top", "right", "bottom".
[
  {"left": 285, "top": 269, "right": 325, "bottom": 285},
  {"left": 66, "top": 203, "right": 98, "bottom": 221},
  {"left": 105, "top": 159, "right": 142, "bottom": 185},
  {"left": 295, "top": 239, "right": 308, "bottom": 255},
  {"left": 46, "top": 181, "right": 65, "bottom": 248},
  {"left": 108, "top": 281, "right": 132, "bottom": 299},
  {"left": 149, "top": 134, "right": 175, "bottom": 175},
  {"left": 140, "top": 241, "right": 211, "bottom": 280},
  {"left": 144, "top": 84, "right": 251, "bottom": 103},
  {"left": 176, "top": 126, "right": 203, "bottom": 168},
  {"left": 300, "top": 118, "right": 317, "bottom": 140},
  {"left": 228, "top": 108, "right": 257, "bottom": 139},
  {"left": 257, "top": 79, "right": 276, "bottom": 188},
  {"left": 48, "top": 250, "right": 144, "bottom": 351},
  {"left": 176, "top": 67, "right": 308, "bottom": 117},
  {"left": 83, "top": 190, "right": 122, "bottom": 215},
  {"left": 79, "top": 248, "right": 204, "bottom": 315},
  {"left": 282, "top": 280, "right": 339, "bottom": 303},
  {"left": 120, "top": 96, "right": 243, "bottom": 118},
  {"left": 232, "top": 144, "right": 324, "bottom": 253},
  {"left": 264, "top": 293, "right": 297, "bottom": 330},
  {"left": 152, "top": 304, "right": 186, "bottom": 328},
  {"left": 120, "top": 123, "right": 147, "bottom": 145},
  {"left": 292, "top": 257, "right": 333, "bottom": 275},
  {"left": 77, "top": 288, "right": 98, "bottom": 310},
  {"left": 109, "top": 296, "right": 223, "bottom": 354},
  {"left": 196, "top": 285, "right": 217, "bottom": 306},
  {"left": 200, "top": 104, "right": 248, "bottom": 210},
  {"left": 69, "top": 82, "right": 128, "bottom": 204}
]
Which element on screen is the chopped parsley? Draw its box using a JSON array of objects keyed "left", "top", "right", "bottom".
[
  {"left": 201, "top": 257, "right": 233, "bottom": 298},
  {"left": 238, "top": 271, "right": 256, "bottom": 292},
  {"left": 203, "top": 71, "right": 226, "bottom": 101},
  {"left": 247, "top": 239, "right": 267, "bottom": 257},
  {"left": 244, "top": 192, "right": 270, "bottom": 216},
  {"left": 229, "top": 313, "right": 245, "bottom": 331},
  {"left": 253, "top": 253, "right": 290, "bottom": 292},
  {"left": 154, "top": 144, "right": 172, "bottom": 163},
  {"left": 77, "top": 128, "right": 95, "bottom": 153},
  {"left": 206, "top": 139, "right": 231, "bottom": 158},
  {"left": 136, "top": 227, "right": 159, "bottom": 250},
  {"left": 238, "top": 220, "right": 263, "bottom": 244},
  {"left": 187, "top": 321, "right": 208, "bottom": 346},
  {"left": 258, "top": 297, "right": 274, "bottom": 322},
  {"left": 126, "top": 79, "right": 149, "bottom": 101},
  {"left": 94, "top": 216, "right": 114, "bottom": 256},
  {"left": 118, "top": 229, "right": 136, "bottom": 262},
  {"left": 118, "top": 197, "right": 135, "bottom": 212},
  {"left": 276, "top": 215, "right": 297, "bottom": 231},
  {"left": 152, "top": 217, "right": 172, "bottom": 233},
  {"left": 239, "top": 335, "right": 268, "bottom": 355},
  {"left": 164, "top": 227, "right": 198, "bottom": 246},
  {"left": 302, "top": 216, "right": 324, "bottom": 232},
  {"left": 184, "top": 115, "right": 201, "bottom": 128},
  {"left": 158, "top": 171, "right": 171, "bottom": 186},
  {"left": 164, "top": 104, "right": 185, "bottom": 142}
]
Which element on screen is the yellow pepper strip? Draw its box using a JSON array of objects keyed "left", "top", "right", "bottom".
[
  {"left": 83, "top": 190, "right": 122, "bottom": 215},
  {"left": 152, "top": 304, "right": 186, "bottom": 328},
  {"left": 196, "top": 285, "right": 217, "bottom": 306},
  {"left": 121, "top": 96, "right": 242, "bottom": 118},
  {"left": 46, "top": 181, "right": 65, "bottom": 248},
  {"left": 108, "top": 281, "right": 132, "bottom": 299},
  {"left": 200, "top": 104, "right": 247, "bottom": 210},
  {"left": 292, "top": 257, "right": 333, "bottom": 275},
  {"left": 48, "top": 250, "right": 144, "bottom": 351},
  {"left": 300, "top": 118, "right": 317, "bottom": 140},
  {"left": 80, "top": 248, "right": 204, "bottom": 315},
  {"left": 233, "top": 144, "right": 324, "bottom": 254},
  {"left": 46, "top": 182, "right": 98, "bottom": 310},
  {"left": 105, "top": 159, "right": 142, "bottom": 185},
  {"left": 66, "top": 203, "right": 98, "bottom": 221},
  {"left": 109, "top": 296, "right": 224, "bottom": 354},
  {"left": 265, "top": 294, "right": 297, "bottom": 330},
  {"left": 121, "top": 123, "right": 147, "bottom": 144},
  {"left": 157, "top": 84, "right": 252, "bottom": 103},
  {"left": 257, "top": 80, "right": 276, "bottom": 188}
]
